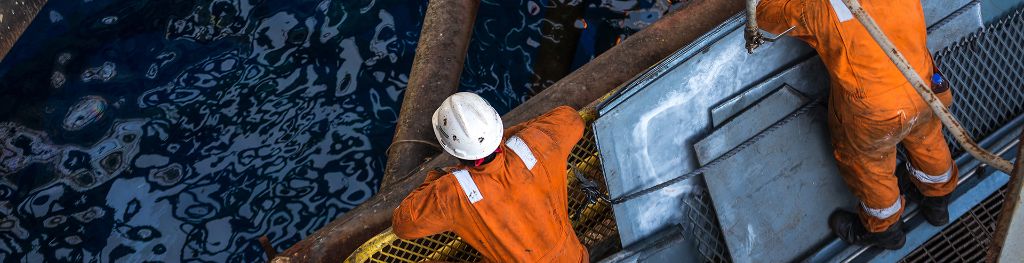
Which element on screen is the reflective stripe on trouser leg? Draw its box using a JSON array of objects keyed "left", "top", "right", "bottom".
[
  {"left": 908, "top": 162, "right": 952, "bottom": 184},
  {"left": 828, "top": 94, "right": 905, "bottom": 232},
  {"left": 861, "top": 196, "right": 902, "bottom": 220},
  {"left": 899, "top": 105, "right": 958, "bottom": 197}
]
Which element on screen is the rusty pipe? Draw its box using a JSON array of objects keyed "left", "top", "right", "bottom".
[
  {"left": 0, "top": 0, "right": 48, "bottom": 61},
  {"left": 744, "top": 0, "right": 762, "bottom": 53},
  {"left": 840, "top": 0, "right": 1015, "bottom": 173},
  {"left": 531, "top": 0, "right": 586, "bottom": 93},
  {"left": 274, "top": 1, "right": 744, "bottom": 262},
  {"left": 743, "top": 0, "right": 795, "bottom": 53},
  {"left": 380, "top": 0, "right": 480, "bottom": 189}
]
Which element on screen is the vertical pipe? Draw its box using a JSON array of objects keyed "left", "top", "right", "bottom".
[
  {"left": 743, "top": 0, "right": 762, "bottom": 53},
  {"left": 380, "top": 0, "right": 480, "bottom": 189},
  {"left": 530, "top": 1, "right": 585, "bottom": 93}
]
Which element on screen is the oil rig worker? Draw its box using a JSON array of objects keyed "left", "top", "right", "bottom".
[
  {"left": 757, "top": 0, "right": 958, "bottom": 249},
  {"left": 392, "top": 92, "right": 589, "bottom": 262}
]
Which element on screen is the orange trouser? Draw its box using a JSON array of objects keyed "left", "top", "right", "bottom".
[{"left": 828, "top": 85, "right": 958, "bottom": 232}]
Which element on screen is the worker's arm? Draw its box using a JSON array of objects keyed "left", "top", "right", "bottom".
[
  {"left": 756, "top": 0, "right": 811, "bottom": 38},
  {"left": 424, "top": 168, "right": 447, "bottom": 182},
  {"left": 518, "top": 106, "right": 585, "bottom": 162},
  {"left": 392, "top": 175, "right": 452, "bottom": 240},
  {"left": 504, "top": 105, "right": 580, "bottom": 137}
]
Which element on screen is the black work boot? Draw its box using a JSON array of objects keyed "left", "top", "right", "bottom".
[
  {"left": 828, "top": 210, "right": 906, "bottom": 250},
  {"left": 920, "top": 195, "right": 950, "bottom": 226}
]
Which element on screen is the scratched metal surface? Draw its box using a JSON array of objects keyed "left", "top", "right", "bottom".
[{"left": 702, "top": 107, "right": 859, "bottom": 262}]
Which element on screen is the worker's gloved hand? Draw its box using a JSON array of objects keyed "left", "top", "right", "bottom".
[{"left": 569, "top": 163, "right": 610, "bottom": 221}]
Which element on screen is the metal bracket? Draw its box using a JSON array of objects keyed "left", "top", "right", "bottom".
[{"left": 745, "top": 0, "right": 796, "bottom": 53}]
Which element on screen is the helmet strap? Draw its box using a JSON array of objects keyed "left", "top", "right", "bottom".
[{"left": 467, "top": 148, "right": 502, "bottom": 167}]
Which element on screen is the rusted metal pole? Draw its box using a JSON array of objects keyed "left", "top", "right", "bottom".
[
  {"left": 258, "top": 236, "right": 278, "bottom": 260},
  {"left": 379, "top": 0, "right": 480, "bottom": 189},
  {"left": 743, "top": 0, "right": 795, "bottom": 53},
  {"left": 530, "top": 0, "right": 585, "bottom": 93},
  {"left": 743, "top": 0, "right": 762, "bottom": 53},
  {"left": 988, "top": 131, "right": 1024, "bottom": 262},
  {"left": 840, "top": 0, "right": 1015, "bottom": 173},
  {"left": 275, "top": 1, "right": 744, "bottom": 262},
  {"left": 0, "top": 0, "right": 48, "bottom": 61}
]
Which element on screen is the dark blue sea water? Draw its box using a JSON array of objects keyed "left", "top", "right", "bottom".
[{"left": 0, "top": 0, "right": 671, "bottom": 262}]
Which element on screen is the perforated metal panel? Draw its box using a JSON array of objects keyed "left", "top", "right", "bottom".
[
  {"left": 936, "top": 8, "right": 1024, "bottom": 155},
  {"left": 345, "top": 113, "right": 620, "bottom": 263},
  {"left": 681, "top": 186, "right": 731, "bottom": 262}
]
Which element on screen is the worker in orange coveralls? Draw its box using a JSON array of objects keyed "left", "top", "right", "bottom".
[
  {"left": 392, "top": 92, "right": 589, "bottom": 262},
  {"left": 757, "top": 0, "right": 958, "bottom": 249}
]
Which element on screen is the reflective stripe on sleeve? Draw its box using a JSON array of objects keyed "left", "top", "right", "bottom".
[
  {"left": 829, "top": 0, "right": 854, "bottom": 22},
  {"left": 861, "top": 196, "right": 902, "bottom": 219},
  {"left": 505, "top": 136, "right": 537, "bottom": 170},
  {"left": 452, "top": 169, "right": 483, "bottom": 203},
  {"left": 908, "top": 163, "right": 952, "bottom": 184}
]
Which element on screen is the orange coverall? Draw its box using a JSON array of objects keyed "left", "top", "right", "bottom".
[
  {"left": 758, "top": 0, "right": 958, "bottom": 232},
  {"left": 393, "top": 106, "right": 589, "bottom": 262}
]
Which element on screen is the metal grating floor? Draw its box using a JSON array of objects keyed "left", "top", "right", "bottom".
[{"left": 900, "top": 186, "right": 1007, "bottom": 263}]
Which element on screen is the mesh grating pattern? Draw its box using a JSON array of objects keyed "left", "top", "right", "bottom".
[
  {"left": 682, "top": 186, "right": 731, "bottom": 262},
  {"left": 900, "top": 8, "right": 1024, "bottom": 262},
  {"left": 372, "top": 232, "right": 482, "bottom": 263},
  {"left": 935, "top": 8, "right": 1024, "bottom": 155},
  {"left": 900, "top": 186, "right": 1007, "bottom": 263},
  {"left": 346, "top": 113, "right": 620, "bottom": 262}
]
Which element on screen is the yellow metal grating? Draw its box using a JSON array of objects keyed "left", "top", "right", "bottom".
[{"left": 345, "top": 113, "right": 620, "bottom": 262}]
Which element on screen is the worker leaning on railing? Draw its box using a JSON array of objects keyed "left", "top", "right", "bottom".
[
  {"left": 757, "top": 0, "right": 958, "bottom": 249},
  {"left": 391, "top": 92, "right": 589, "bottom": 262}
]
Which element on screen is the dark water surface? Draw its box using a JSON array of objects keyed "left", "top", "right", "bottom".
[{"left": 0, "top": 0, "right": 668, "bottom": 262}]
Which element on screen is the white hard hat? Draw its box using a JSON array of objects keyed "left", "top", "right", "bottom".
[{"left": 432, "top": 92, "right": 503, "bottom": 160}]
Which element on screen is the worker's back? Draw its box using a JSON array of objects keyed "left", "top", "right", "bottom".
[
  {"left": 393, "top": 106, "right": 588, "bottom": 263},
  {"left": 759, "top": 0, "right": 933, "bottom": 96}
]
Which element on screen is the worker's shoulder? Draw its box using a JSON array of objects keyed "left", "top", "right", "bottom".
[
  {"left": 545, "top": 105, "right": 578, "bottom": 119},
  {"left": 426, "top": 167, "right": 470, "bottom": 192},
  {"left": 524, "top": 106, "right": 582, "bottom": 130}
]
